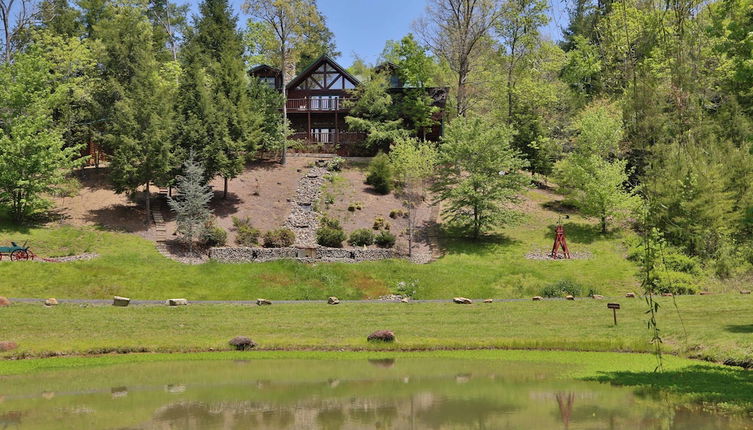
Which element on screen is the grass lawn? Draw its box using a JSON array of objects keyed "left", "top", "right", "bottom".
[
  {"left": 1, "top": 294, "right": 751, "bottom": 366},
  {"left": 0, "top": 189, "right": 642, "bottom": 300}
]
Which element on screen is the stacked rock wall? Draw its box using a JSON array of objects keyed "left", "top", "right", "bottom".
[{"left": 210, "top": 247, "right": 399, "bottom": 263}]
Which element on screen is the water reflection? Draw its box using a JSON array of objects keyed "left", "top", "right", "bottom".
[{"left": 0, "top": 358, "right": 749, "bottom": 429}]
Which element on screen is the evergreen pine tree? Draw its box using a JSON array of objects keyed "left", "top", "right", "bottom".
[
  {"left": 180, "top": 0, "right": 255, "bottom": 198},
  {"left": 168, "top": 153, "right": 213, "bottom": 252}
]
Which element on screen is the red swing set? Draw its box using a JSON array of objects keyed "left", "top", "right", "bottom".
[{"left": 550, "top": 221, "right": 571, "bottom": 259}]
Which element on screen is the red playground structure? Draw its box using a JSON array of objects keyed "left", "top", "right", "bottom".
[{"left": 550, "top": 224, "right": 571, "bottom": 259}]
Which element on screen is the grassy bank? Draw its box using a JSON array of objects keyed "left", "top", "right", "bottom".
[
  {"left": 0, "top": 188, "right": 641, "bottom": 300},
  {"left": 2, "top": 294, "right": 751, "bottom": 365}
]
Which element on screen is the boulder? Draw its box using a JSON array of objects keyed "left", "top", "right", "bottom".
[
  {"left": 0, "top": 296, "right": 10, "bottom": 307},
  {"left": 565, "top": 295, "right": 575, "bottom": 301},
  {"left": 400, "top": 297, "right": 410, "bottom": 303},
  {"left": 256, "top": 298, "right": 272, "bottom": 306},
  {"left": 483, "top": 299, "right": 493, "bottom": 303},
  {"left": 592, "top": 294, "right": 604, "bottom": 300},
  {"left": 167, "top": 298, "right": 188, "bottom": 306},
  {"left": 367, "top": 330, "right": 395, "bottom": 343},
  {"left": 532, "top": 296, "right": 543, "bottom": 301},
  {"left": 113, "top": 296, "right": 130, "bottom": 307},
  {"left": 327, "top": 296, "right": 340, "bottom": 305},
  {"left": 741, "top": 290, "right": 751, "bottom": 295},
  {"left": 228, "top": 336, "right": 256, "bottom": 351},
  {"left": 0, "top": 341, "right": 17, "bottom": 352},
  {"left": 453, "top": 297, "right": 472, "bottom": 305},
  {"left": 625, "top": 292, "right": 637, "bottom": 298},
  {"left": 44, "top": 298, "right": 58, "bottom": 306}
]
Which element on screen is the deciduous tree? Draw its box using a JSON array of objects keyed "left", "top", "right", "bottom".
[{"left": 433, "top": 116, "right": 529, "bottom": 238}]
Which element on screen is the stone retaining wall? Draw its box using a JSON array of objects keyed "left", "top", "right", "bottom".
[{"left": 210, "top": 247, "right": 399, "bottom": 263}]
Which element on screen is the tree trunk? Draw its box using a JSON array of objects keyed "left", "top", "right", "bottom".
[
  {"left": 145, "top": 182, "right": 151, "bottom": 224},
  {"left": 280, "top": 49, "right": 288, "bottom": 165},
  {"left": 601, "top": 216, "right": 607, "bottom": 234},
  {"left": 223, "top": 177, "right": 228, "bottom": 199},
  {"left": 408, "top": 206, "right": 414, "bottom": 257}
]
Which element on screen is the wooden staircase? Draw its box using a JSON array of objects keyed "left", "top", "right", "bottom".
[{"left": 152, "top": 186, "right": 170, "bottom": 256}]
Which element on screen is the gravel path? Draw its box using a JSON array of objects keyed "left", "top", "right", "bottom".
[{"left": 285, "top": 165, "right": 328, "bottom": 247}]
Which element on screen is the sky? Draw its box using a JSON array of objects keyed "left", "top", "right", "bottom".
[
  {"left": 315, "top": 0, "right": 569, "bottom": 67},
  {"left": 220, "top": 0, "right": 568, "bottom": 68}
]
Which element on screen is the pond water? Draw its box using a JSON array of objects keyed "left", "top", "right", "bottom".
[{"left": 0, "top": 357, "right": 749, "bottom": 429}]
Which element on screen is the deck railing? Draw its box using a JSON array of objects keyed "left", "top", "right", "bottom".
[
  {"left": 289, "top": 131, "right": 365, "bottom": 145},
  {"left": 285, "top": 98, "right": 351, "bottom": 112}
]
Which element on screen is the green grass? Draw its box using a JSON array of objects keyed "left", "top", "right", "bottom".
[
  {"left": 2, "top": 295, "right": 751, "bottom": 366},
  {"left": 0, "top": 189, "right": 642, "bottom": 300}
]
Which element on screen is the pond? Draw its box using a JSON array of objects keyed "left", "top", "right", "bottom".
[{"left": 0, "top": 357, "right": 749, "bottom": 429}]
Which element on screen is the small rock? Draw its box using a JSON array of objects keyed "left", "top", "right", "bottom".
[
  {"left": 0, "top": 296, "right": 10, "bottom": 307},
  {"left": 741, "top": 290, "right": 751, "bottom": 295},
  {"left": 565, "top": 295, "right": 575, "bottom": 300},
  {"left": 532, "top": 296, "right": 543, "bottom": 301},
  {"left": 592, "top": 294, "right": 604, "bottom": 300},
  {"left": 327, "top": 296, "right": 340, "bottom": 305},
  {"left": 167, "top": 298, "right": 188, "bottom": 306},
  {"left": 661, "top": 292, "right": 673, "bottom": 297},
  {"left": 113, "top": 296, "right": 130, "bottom": 307},
  {"left": 367, "top": 330, "right": 395, "bottom": 342},
  {"left": 625, "top": 292, "right": 636, "bottom": 298},
  {"left": 0, "top": 341, "right": 17, "bottom": 352},
  {"left": 483, "top": 299, "right": 493, "bottom": 303},
  {"left": 44, "top": 298, "right": 58, "bottom": 306},
  {"left": 453, "top": 297, "right": 472, "bottom": 304},
  {"left": 256, "top": 298, "right": 272, "bottom": 306},
  {"left": 229, "top": 336, "right": 256, "bottom": 351}
]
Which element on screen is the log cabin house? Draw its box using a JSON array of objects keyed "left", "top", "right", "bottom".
[{"left": 250, "top": 55, "right": 447, "bottom": 154}]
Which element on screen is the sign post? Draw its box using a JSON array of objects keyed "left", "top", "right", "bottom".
[{"left": 607, "top": 303, "right": 621, "bottom": 326}]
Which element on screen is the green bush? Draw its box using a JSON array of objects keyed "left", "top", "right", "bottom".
[
  {"left": 327, "top": 156, "right": 345, "bottom": 171},
  {"left": 654, "top": 271, "right": 700, "bottom": 295},
  {"left": 320, "top": 216, "right": 342, "bottom": 230},
  {"left": 201, "top": 223, "right": 227, "bottom": 247},
  {"left": 374, "top": 230, "right": 396, "bottom": 248},
  {"left": 539, "top": 279, "right": 583, "bottom": 298},
  {"left": 366, "top": 152, "right": 393, "bottom": 194},
  {"left": 317, "top": 227, "right": 346, "bottom": 248},
  {"left": 348, "top": 228, "right": 375, "bottom": 246},
  {"left": 232, "top": 217, "right": 261, "bottom": 246},
  {"left": 263, "top": 228, "right": 295, "bottom": 248}
]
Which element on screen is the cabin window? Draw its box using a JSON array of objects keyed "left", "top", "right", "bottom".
[
  {"left": 259, "top": 76, "right": 276, "bottom": 88},
  {"left": 295, "top": 61, "right": 358, "bottom": 90},
  {"left": 311, "top": 128, "right": 334, "bottom": 143},
  {"left": 310, "top": 95, "right": 339, "bottom": 110}
]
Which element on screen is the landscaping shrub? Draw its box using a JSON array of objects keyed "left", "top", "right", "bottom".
[
  {"left": 201, "top": 221, "right": 227, "bottom": 247},
  {"left": 389, "top": 209, "right": 408, "bottom": 219},
  {"left": 327, "top": 156, "right": 345, "bottom": 171},
  {"left": 540, "top": 279, "right": 583, "bottom": 298},
  {"left": 263, "top": 228, "right": 295, "bottom": 248},
  {"left": 654, "top": 271, "right": 700, "bottom": 295},
  {"left": 365, "top": 152, "right": 393, "bottom": 194},
  {"left": 232, "top": 217, "right": 261, "bottom": 246},
  {"left": 375, "top": 230, "right": 396, "bottom": 248},
  {"left": 320, "top": 216, "right": 342, "bottom": 230},
  {"left": 317, "top": 226, "right": 346, "bottom": 248},
  {"left": 349, "top": 228, "right": 375, "bottom": 246}
]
